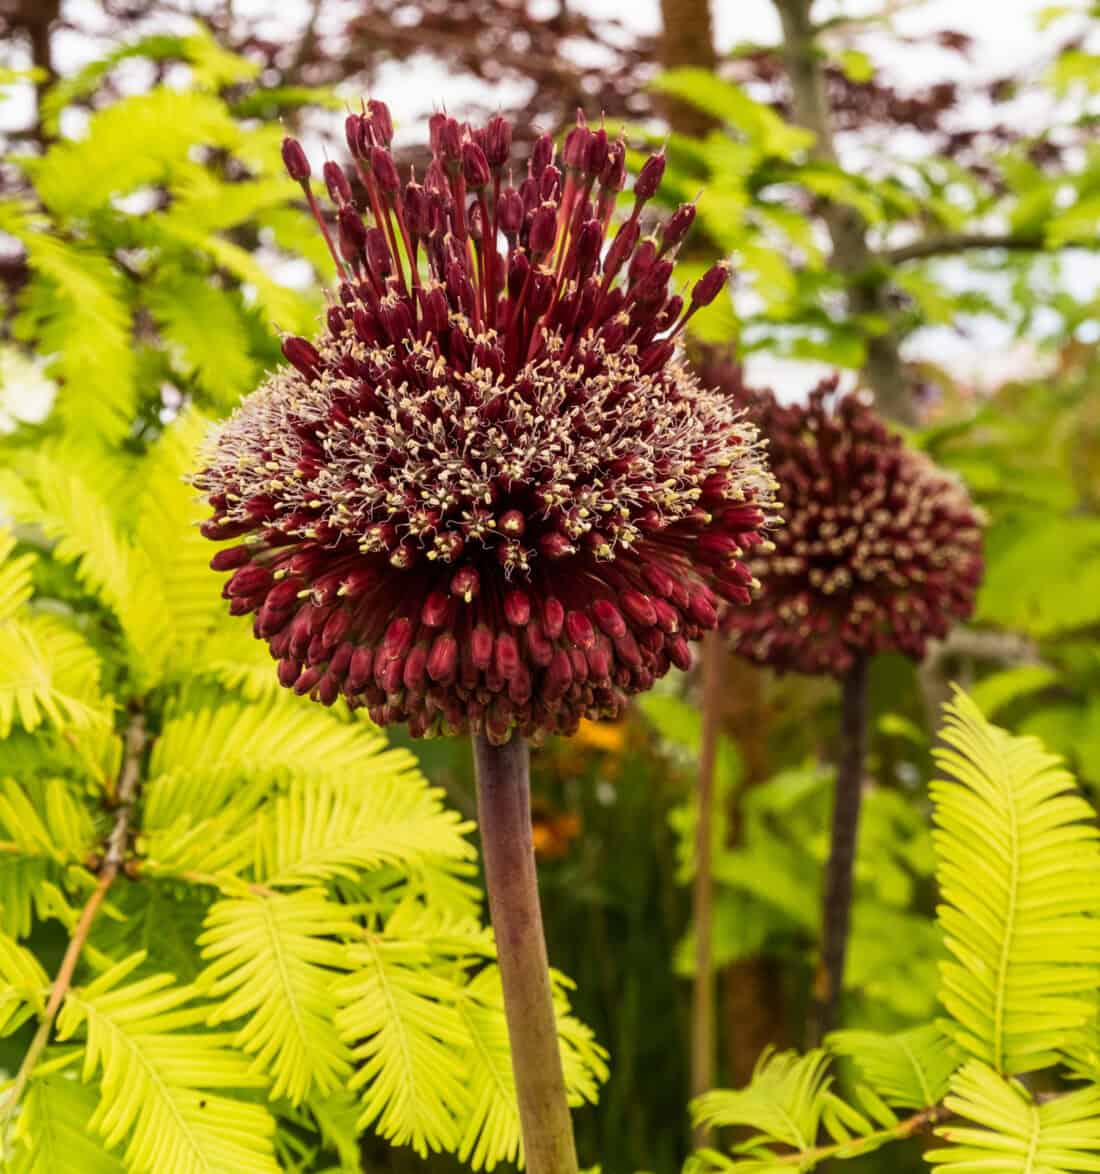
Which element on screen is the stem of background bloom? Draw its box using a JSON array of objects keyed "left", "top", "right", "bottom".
[
  {"left": 472, "top": 733, "right": 579, "bottom": 1174},
  {"left": 811, "top": 655, "right": 869, "bottom": 1044},
  {"left": 0, "top": 708, "right": 145, "bottom": 1132},
  {"left": 690, "top": 630, "right": 722, "bottom": 1146}
]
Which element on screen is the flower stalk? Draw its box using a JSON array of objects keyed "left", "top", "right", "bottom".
[
  {"left": 811, "top": 654, "right": 868, "bottom": 1043},
  {"left": 690, "top": 629, "right": 723, "bottom": 1145},
  {"left": 472, "top": 733, "right": 579, "bottom": 1174}
]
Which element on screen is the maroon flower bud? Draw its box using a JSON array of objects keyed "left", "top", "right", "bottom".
[
  {"left": 281, "top": 336, "right": 321, "bottom": 378},
  {"left": 530, "top": 133, "right": 554, "bottom": 178},
  {"left": 345, "top": 113, "right": 366, "bottom": 158},
  {"left": 574, "top": 219, "right": 602, "bottom": 281},
  {"left": 633, "top": 152, "right": 666, "bottom": 203},
  {"left": 484, "top": 114, "right": 512, "bottom": 169},
  {"left": 338, "top": 206, "right": 368, "bottom": 259},
  {"left": 369, "top": 146, "right": 400, "bottom": 195},
  {"left": 690, "top": 262, "right": 730, "bottom": 308},
  {"left": 585, "top": 128, "right": 609, "bottom": 177},
  {"left": 462, "top": 141, "right": 492, "bottom": 189},
  {"left": 367, "top": 98, "right": 394, "bottom": 146},
  {"left": 281, "top": 137, "right": 311, "bottom": 183},
  {"left": 563, "top": 115, "right": 593, "bottom": 170},
  {"left": 528, "top": 203, "right": 558, "bottom": 255},
  {"left": 661, "top": 203, "right": 697, "bottom": 253},
  {"left": 323, "top": 161, "right": 352, "bottom": 205},
  {"left": 498, "top": 187, "right": 524, "bottom": 236},
  {"left": 600, "top": 139, "right": 627, "bottom": 191},
  {"left": 437, "top": 117, "right": 462, "bottom": 163}
]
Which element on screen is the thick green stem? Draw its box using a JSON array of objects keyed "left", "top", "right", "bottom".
[
  {"left": 472, "top": 733, "right": 579, "bottom": 1174},
  {"left": 691, "top": 630, "right": 722, "bottom": 1145},
  {"left": 811, "top": 656, "right": 869, "bottom": 1044}
]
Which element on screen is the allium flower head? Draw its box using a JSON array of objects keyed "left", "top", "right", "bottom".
[
  {"left": 197, "top": 107, "right": 778, "bottom": 742},
  {"left": 722, "top": 377, "right": 983, "bottom": 676}
]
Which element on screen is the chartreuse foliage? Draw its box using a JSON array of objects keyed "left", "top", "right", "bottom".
[
  {"left": 0, "top": 26, "right": 331, "bottom": 449},
  {"left": 686, "top": 692, "right": 1100, "bottom": 1174},
  {"left": 0, "top": 409, "right": 607, "bottom": 1172}
]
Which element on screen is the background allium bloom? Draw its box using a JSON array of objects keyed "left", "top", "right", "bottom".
[
  {"left": 197, "top": 109, "right": 778, "bottom": 742},
  {"left": 723, "top": 378, "right": 984, "bottom": 676}
]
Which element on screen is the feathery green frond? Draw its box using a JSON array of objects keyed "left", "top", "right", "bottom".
[
  {"left": 3, "top": 449, "right": 138, "bottom": 615},
  {"left": 692, "top": 1049, "right": 837, "bottom": 1155},
  {"left": 686, "top": 1047, "right": 911, "bottom": 1173},
  {"left": 0, "top": 530, "right": 34, "bottom": 623},
  {"left": 928, "top": 1060, "right": 1100, "bottom": 1173},
  {"left": 0, "top": 614, "right": 106, "bottom": 739},
  {"left": 0, "top": 777, "right": 95, "bottom": 863},
  {"left": 144, "top": 695, "right": 418, "bottom": 828},
  {"left": 145, "top": 271, "right": 259, "bottom": 405},
  {"left": 28, "top": 89, "right": 243, "bottom": 220},
  {"left": 56, "top": 953, "right": 279, "bottom": 1174},
  {"left": 9, "top": 1070, "right": 128, "bottom": 1174},
  {"left": 197, "top": 890, "right": 355, "bottom": 1105},
  {"left": 0, "top": 927, "right": 48, "bottom": 1035},
  {"left": 252, "top": 779, "right": 475, "bottom": 888},
  {"left": 8, "top": 223, "right": 136, "bottom": 444},
  {"left": 829, "top": 1025, "right": 960, "bottom": 1110},
  {"left": 335, "top": 935, "right": 471, "bottom": 1158},
  {"left": 932, "top": 690, "right": 1100, "bottom": 1074}
]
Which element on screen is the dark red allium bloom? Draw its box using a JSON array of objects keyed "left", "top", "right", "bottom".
[
  {"left": 721, "top": 377, "right": 983, "bottom": 676},
  {"left": 196, "top": 107, "right": 779, "bottom": 742}
]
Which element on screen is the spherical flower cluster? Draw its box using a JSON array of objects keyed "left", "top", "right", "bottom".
[
  {"left": 197, "top": 106, "right": 779, "bottom": 742},
  {"left": 722, "top": 376, "right": 984, "bottom": 676}
]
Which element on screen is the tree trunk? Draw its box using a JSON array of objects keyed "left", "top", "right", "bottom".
[{"left": 772, "top": 0, "right": 915, "bottom": 425}]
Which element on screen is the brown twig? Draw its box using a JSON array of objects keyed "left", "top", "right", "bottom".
[{"left": 0, "top": 709, "right": 146, "bottom": 1125}]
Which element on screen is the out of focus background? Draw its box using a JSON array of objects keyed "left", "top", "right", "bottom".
[{"left": 1, "top": 1, "right": 1098, "bottom": 1171}]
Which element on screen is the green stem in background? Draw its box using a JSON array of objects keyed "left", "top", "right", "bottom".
[
  {"left": 811, "top": 655, "right": 870, "bottom": 1044},
  {"left": 472, "top": 733, "right": 579, "bottom": 1174},
  {"left": 691, "top": 630, "right": 723, "bottom": 1146}
]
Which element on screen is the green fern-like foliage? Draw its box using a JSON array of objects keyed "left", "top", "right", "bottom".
[
  {"left": 0, "top": 26, "right": 326, "bottom": 449},
  {"left": 0, "top": 409, "right": 606, "bottom": 1169},
  {"left": 932, "top": 691, "right": 1100, "bottom": 1074},
  {"left": 685, "top": 692, "right": 1100, "bottom": 1174}
]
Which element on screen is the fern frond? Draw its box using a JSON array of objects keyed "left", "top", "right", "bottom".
[
  {"left": 928, "top": 1060, "right": 1100, "bottom": 1173},
  {"left": 0, "top": 777, "right": 95, "bottom": 863},
  {"left": 692, "top": 1050, "right": 837, "bottom": 1154},
  {"left": 143, "top": 695, "right": 418, "bottom": 828},
  {"left": 0, "top": 927, "right": 48, "bottom": 1036},
  {"left": 0, "top": 614, "right": 106, "bottom": 738},
  {"left": 145, "top": 270, "right": 259, "bottom": 405},
  {"left": 152, "top": 218, "right": 316, "bottom": 331},
  {"left": 334, "top": 935, "right": 470, "bottom": 1157},
  {"left": 252, "top": 779, "right": 475, "bottom": 888},
  {"left": 197, "top": 890, "right": 355, "bottom": 1105},
  {"left": 0, "top": 529, "right": 34, "bottom": 623},
  {"left": 932, "top": 690, "right": 1100, "bottom": 1074},
  {"left": 28, "top": 89, "right": 243, "bottom": 219},
  {"left": 56, "top": 953, "right": 279, "bottom": 1174},
  {"left": 9, "top": 1069, "right": 127, "bottom": 1174},
  {"left": 828, "top": 1025, "right": 959, "bottom": 1111},
  {"left": 8, "top": 224, "right": 136, "bottom": 443}
]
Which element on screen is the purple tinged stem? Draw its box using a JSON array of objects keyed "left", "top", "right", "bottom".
[{"left": 472, "top": 734, "right": 579, "bottom": 1174}]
